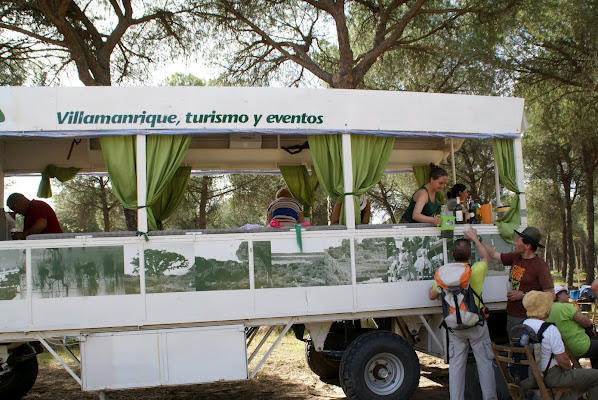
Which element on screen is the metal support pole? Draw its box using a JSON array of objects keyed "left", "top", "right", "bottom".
[
  {"left": 62, "top": 337, "right": 81, "bottom": 367},
  {"left": 341, "top": 134, "right": 355, "bottom": 229},
  {"left": 37, "top": 337, "right": 82, "bottom": 385},
  {"left": 249, "top": 320, "right": 295, "bottom": 378},
  {"left": 0, "top": 140, "right": 5, "bottom": 241},
  {"left": 450, "top": 138, "right": 456, "bottom": 184},
  {"left": 418, "top": 315, "right": 444, "bottom": 352},
  {"left": 136, "top": 134, "right": 148, "bottom": 233},
  {"left": 492, "top": 144, "right": 502, "bottom": 208},
  {"left": 248, "top": 325, "right": 275, "bottom": 364}
]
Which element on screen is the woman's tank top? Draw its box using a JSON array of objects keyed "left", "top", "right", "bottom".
[{"left": 400, "top": 185, "right": 440, "bottom": 223}]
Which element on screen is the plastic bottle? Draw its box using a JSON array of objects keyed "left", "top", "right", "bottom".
[
  {"left": 454, "top": 197, "right": 464, "bottom": 224},
  {"left": 519, "top": 330, "right": 530, "bottom": 346}
]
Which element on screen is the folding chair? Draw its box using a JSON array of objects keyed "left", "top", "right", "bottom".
[
  {"left": 491, "top": 343, "right": 573, "bottom": 400},
  {"left": 573, "top": 299, "right": 598, "bottom": 326}
]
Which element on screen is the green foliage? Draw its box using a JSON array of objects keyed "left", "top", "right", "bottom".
[
  {"left": 452, "top": 140, "right": 499, "bottom": 204},
  {"left": 163, "top": 72, "right": 205, "bottom": 86},
  {"left": 211, "top": 174, "right": 284, "bottom": 227},
  {"left": 190, "top": 0, "right": 517, "bottom": 88},
  {"left": 368, "top": 173, "right": 417, "bottom": 223},
  {"left": 0, "top": 1, "right": 195, "bottom": 85},
  {"left": 54, "top": 176, "right": 126, "bottom": 232}
]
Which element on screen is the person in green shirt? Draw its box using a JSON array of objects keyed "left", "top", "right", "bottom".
[{"left": 547, "top": 285, "right": 598, "bottom": 368}]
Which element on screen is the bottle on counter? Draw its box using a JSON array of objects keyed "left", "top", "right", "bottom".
[
  {"left": 454, "top": 197, "right": 464, "bottom": 224},
  {"left": 468, "top": 199, "right": 476, "bottom": 224}
]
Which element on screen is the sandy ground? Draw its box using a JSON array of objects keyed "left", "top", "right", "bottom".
[{"left": 24, "top": 334, "right": 449, "bottom": 400}]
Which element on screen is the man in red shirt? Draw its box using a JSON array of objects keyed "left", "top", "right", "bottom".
[
  {"left": 6, "top": 193, "right": 63, "bottom": 239},
  {"left": 482, "top": 226, "right": 554, "bottom": 341}
]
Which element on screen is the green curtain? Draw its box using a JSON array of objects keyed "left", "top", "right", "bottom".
[
  {"left": 145, "top": 135, "right": 191, "bottom": 231},
  {"left": 493, "top": 139, "right": 521, "bottom": 242},
  {"left": 100, "top": 136, "right": 138, "bottom": 210},
  {"left": 37, "top": 164, "right": 81, "bottom": 198},
  {"left": 308, "top": 134, "right": 345, "bottom": 204},
  {"left": 348, "top": 135, "right": 394, "bottom": 223},
  {"left": 279, "top": 165, "right": 319, "bottom": 218},
  {"left": 101, "top": 135, "right": 190, "bottom": 231},
  {"left": 308, "top": 134, "right": 393, "bottom": 225},
  {"left": 413, "top": 165, "right": 429, "bottom": 187},
  {"left": 150, "top": 166, "right": 191, "bottom": 230},
  {"left": 411, "top": 165, "right": 446, "bottom": 205}
]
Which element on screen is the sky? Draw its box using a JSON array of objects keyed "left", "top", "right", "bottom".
[{"left": 4, "top": 175, "right": 55, "bottom": 209}]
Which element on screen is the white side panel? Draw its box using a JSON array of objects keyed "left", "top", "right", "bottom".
[
  {"left": 305, "top": 285, "right": 353, "bottom": 314},
  {"left": 145, "top": 290, "right": 252, "bottom": 324},
  {"left": 32, "top": 295, "right": 143, "bottom": 330},
  {"left": 164, "top": 325, "right": 247, "bottom": 385},
  {"left": 0, "top": 301, "right": 27, "bottom": 331},
  {"left": 481, "top": 275, "right": 509, "bottom": 303},
  {"left": 355, "top": 276, "right": 508, "bottom": 312},
  {"left": 253, "top": 287, "right": 308, "bottom": 318},
  {"left": 355, "top": 281, "right": 438, "bottom": 311},
  {"left": 82, "top": 330, "right": 160, "bottom": 390},
  {"left": 81, "top": 325, "right": 247, "bottom": 391}
]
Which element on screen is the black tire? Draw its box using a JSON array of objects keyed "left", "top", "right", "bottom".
[
  {"left": 464, "top": 360, "right": 511, "bottom": 400},
  {"left": 339, "top": 330, "right": 420, "bottom": 400},
  {"left": 0, "top": 354, "right": 38, "bottom": 400},
  {"left": 305, "top": 341, "right": 340, "bottom": 380}
]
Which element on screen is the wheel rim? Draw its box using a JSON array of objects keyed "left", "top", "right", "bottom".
[{"left": 363, "top": 352, "right": 404, "bottom": 395}]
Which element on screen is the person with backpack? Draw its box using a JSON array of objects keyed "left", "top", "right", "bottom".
[
  {"left": 429, "top": 228, "right": 496, "bottom": 400},
  {"left": 522, "top": 290, "right": 598, "bottom": 398},
  {"left": 481, "top": 226, "right": 554, "bottom": 341}
]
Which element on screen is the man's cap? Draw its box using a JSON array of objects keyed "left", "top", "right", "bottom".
[
  {"left": 522, "top": 290, "right": 553, "bottom": 319},
  {"left": 514, "top": 226, "right": 545, "bottom": 248},
  {"left": 554, "top": 285, "right": 568, "bottom": 296}
]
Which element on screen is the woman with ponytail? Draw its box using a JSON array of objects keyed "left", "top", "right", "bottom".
[{"left": 400, "top": 164, "right": 448, "bottom": 226}]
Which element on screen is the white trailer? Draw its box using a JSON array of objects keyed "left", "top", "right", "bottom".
[{"left": 0, "top": 87, "right": 525, "bottom": 399}]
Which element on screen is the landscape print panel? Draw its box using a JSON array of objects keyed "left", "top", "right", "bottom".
[
  {"left": 356, "top": 236, "right": 444, "bottom": 283},
  {"left": 254, "top": 238, "right": 351, "bottom": 288},
  {"left": 478, "top": 233, "right": 512, "bottom": 273},
  {"left": 31, "top": 246, "right": 135, "bottom": 298},
  {"left": 193, "top": 240, "right": 249, "bottom": 291},
  {"left": 0, "top": 249, "right": 25, "bottom": 300}
]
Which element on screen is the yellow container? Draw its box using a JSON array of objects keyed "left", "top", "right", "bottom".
[{"left": 480, "top": 204, "right": 492, "bottom": 224}]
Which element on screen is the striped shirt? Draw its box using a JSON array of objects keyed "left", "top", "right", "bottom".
[{"left": 267, "top": 197, "right": 302, "bottom": 224}]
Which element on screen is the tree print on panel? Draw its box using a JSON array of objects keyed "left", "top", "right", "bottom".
[
  {"left": 253, "top": 238, "right": 351, "bottom": 288},
  {"left": 132, "top": 249, "right": 191, "bottom": 293},
  {"left": 31, "top": 246, "right": 133, "bottom": 298},
  {"left": 0, "top": 249, "right": 25, "bottom": 300},
  {"left": 192, "top": 241, "right": 249, "bottom": 291}
]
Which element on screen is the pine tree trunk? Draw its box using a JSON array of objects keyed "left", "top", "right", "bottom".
[
  {"left": 544, "top": 234, "right": 551, "bottom": 269},
  {"left": 377, "top": 181, "right": 396, "bottom": 223},
  {"left": 566, "top": 199, "right": 575, "bottom": 288},
  {"left": 124, "top": 208, "right": 137, "bottom": 231},
  {"left": 198, "top": 176, "right": 210, "bottom": 229},
  {"left": 582, "top": 147, "right": 596, "bottom": 284},
  {"left": 99, "top": 177, "right": 111, "bottom": 232},
  {"left": 561, "top": 220, "right": 568, "bottom": 282}
]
